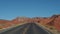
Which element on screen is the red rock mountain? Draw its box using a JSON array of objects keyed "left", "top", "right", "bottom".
[{"left": 0, "top": 14, "right": 60, "bottom": 31}]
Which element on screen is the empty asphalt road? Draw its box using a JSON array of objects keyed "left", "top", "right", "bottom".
[{"left": 0, "top": 23, "right": 52, "bottom": 34}]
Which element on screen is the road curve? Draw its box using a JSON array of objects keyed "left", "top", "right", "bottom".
[{"left": 0, "top": 23, "right": 52, "bottom": 34}]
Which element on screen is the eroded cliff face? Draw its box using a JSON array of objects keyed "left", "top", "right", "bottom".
[
  {"left": 0, "top": 14, "right": 60, "bottom": 31},
  {"left": 11, "top": 17, "right": 32, "bottom": 24}
]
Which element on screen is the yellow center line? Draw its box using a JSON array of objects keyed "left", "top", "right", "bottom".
[
  {"left": 22, "top": 24, "right": 31, "bottom": 34},
  {"left": 33, "top": 25, "right": 39, "bottom": 34}
]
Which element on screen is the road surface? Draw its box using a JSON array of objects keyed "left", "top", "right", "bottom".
[{"left": 0, "top": 23, "right": 51, "bottom": 34}]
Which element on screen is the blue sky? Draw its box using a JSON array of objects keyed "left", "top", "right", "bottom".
[{"left": 0, "top": 0, "right": 60, "bottom": 20}]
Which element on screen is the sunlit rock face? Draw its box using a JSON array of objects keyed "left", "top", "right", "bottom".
[{"left": 11, "top": 17, "right": 32, "bottom": 24}]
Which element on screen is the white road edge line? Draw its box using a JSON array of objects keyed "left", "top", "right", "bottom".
[{"left": 35, "top": 23, "right": 52, "bottom": 34}]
